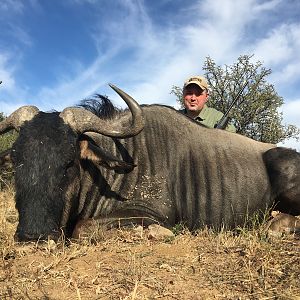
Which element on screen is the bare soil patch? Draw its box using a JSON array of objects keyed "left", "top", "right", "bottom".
[{"left": 0, "top": 188, "right": 299, "bottom": 300}]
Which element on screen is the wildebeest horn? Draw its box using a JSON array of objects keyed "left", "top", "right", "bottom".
[
  {"left": 0, "top": 106, "right": 39, "bottom": 134},
  {"left": 59, "top": 84, "right": 145, "bottom": 138}
]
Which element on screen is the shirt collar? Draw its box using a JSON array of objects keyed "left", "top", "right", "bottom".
[
  {"left": 194, "top": 104, "right": 208, "bottom": 121},
  {"left": 181, "top": 105, "right": 208, "bottom": 121}
]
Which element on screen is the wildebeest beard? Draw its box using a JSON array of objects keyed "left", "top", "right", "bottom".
[{"left": 12, "top": 112, "right": 79, "bottom": 241}]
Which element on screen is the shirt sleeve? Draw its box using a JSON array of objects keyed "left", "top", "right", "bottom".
[
  {"left": 200, "top": 106, "right": 237, "bottom": 133},
  {"left": 225, "top": 123, "right": 236, "bottom": 133}
]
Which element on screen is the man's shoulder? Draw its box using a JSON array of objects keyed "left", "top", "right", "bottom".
[
  {"left": 203, "top": 107, "right": 236, "bottom": 132},
  {"left": 202, "top": 105, "right": 223, "bottom": 117},
  {"left": 200, "top": 105, "right": 223, "bottom": 120}
]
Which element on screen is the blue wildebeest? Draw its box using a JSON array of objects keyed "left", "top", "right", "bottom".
[{"left": 0, "top": 84, "right": 299, "bottom": 241}]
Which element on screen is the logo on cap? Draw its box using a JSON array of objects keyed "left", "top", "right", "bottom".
[{"left": 184, "top": 76, "right": 208, "bottom": 90}]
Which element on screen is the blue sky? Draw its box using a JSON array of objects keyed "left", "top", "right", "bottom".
[{"left": 0, "top": 0, "right": 300, "bottom": 149}]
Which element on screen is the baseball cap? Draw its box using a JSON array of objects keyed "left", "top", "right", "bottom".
[{"left": 183, "top": 76, "right": 209, "bottom": 90}]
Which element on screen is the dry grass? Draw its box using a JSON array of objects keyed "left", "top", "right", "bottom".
[{"left": 0, "top": 187, "right": 299, "bottom": 300}]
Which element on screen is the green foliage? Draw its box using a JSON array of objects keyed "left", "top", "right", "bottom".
[
  {"left": 172, "top": 223, "right": 188, "bottom": 235},
  {"left": 0, "top": 112, "right": 17, "bottom": 153},
  {"left": 0, "top": 113, "right": 17, "bottom": 189},
  {"left": 171, "top": 55, "right": 300, "bottom": 144}
]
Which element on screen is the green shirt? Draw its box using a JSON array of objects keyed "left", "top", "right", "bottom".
[{"left": 180, "top": 105, "right": 236, "bottom": 133}]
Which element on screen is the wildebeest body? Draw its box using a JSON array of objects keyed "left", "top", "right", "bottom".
[
  {"left": 27, "top": 106, "right": 274, "bottom": 234},
  {"left": 83, "top": 105, "right": 275, "bottom": 230},
  {"left": 1, "top": 86, "right": 299, "bottom": 241}
]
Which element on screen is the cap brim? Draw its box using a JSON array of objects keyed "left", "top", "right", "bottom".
[{"left": 184, "top": 81, "right": 207, "bottom": 90}]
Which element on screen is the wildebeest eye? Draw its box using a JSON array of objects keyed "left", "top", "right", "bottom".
[
  {"left": 65, "top": 160, "right": 75, "bottom": 171},
  {"left": 63, "top": 160, "right": 80, "bottom": 179}
]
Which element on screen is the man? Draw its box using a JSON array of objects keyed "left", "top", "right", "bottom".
[{"left": 180, "top": 75, "right": 236, "bottom": 133}]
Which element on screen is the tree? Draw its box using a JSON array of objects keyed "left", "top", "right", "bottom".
[{"left": 172, "top": 55, "right": 300, "bottom": 144}]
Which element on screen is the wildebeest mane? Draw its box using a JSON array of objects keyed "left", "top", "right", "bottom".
[{"left": 78, "top": 94, "right": 121, "bottom": 120}]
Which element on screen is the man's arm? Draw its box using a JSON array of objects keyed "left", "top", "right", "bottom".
[{"left": 224, "top": 122, "right": 236, "bottom": 133}]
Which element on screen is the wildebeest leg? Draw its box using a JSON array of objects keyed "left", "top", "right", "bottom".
[
  {"left": 72, "top": 205, "right": 170, "bottom": 239},
  {"left": 72, "top": 219, "right": 103, "bottom": 240},
  {"left": 72, "top": 216, "right": 163, "bottom": 240},
  {"left": 263, "top": 147, "right": 300, "bottom": 215}
]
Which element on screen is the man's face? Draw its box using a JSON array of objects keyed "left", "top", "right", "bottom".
[{"left": 183, "top": 83, "right": 209, "bottom": 113}]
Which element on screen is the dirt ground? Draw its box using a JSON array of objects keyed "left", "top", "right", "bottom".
[{"left": 0, "top": 188, "right": 299, "bottom": 300}]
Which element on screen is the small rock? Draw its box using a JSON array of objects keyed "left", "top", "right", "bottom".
[
  {"left": 47, "top": 239, "right": 57, "bottom": 251},
  {"left": 147, "top": 224, "right": 174, "bottom": 240},
  {"left": 132, "top": 225, "right": 144, "bottom": 237},
  {"left": 159, "top": 263, "right": 173, "bottom": 272}
]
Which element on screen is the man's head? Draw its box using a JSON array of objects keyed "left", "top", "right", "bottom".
[{"left": 183, "top": 76, "right": 209, "bottom": 118}]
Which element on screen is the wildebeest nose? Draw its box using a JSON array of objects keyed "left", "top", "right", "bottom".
[{"left": 14, "top": 231, "right": 50, "bottom": 242}]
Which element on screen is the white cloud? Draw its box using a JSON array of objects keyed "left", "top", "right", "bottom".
[
  {"left": 0, "top": 54, "right": 16, "bottom": 91},
  {"left": 0, "top": 0, "right": 24, "bottom": 15},
  {"left": 0, "top": 51, "right": 30, "bottom": 114},
  {"left": 281, "top": 99, "right": 300, "bottom": 126},
  {"left": 0, "top": 0, "right": 28, "bottom": 44},
  {"left": 278, "top": 99, "right": 300, "bottom": 150},
  {"left": 279, "top": 138, "right": 300, "bottom": 151},
  {"left": 254, "top": 23, "right": 300, "bottom": 80}
]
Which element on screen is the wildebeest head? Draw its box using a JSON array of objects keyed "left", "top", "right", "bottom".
[{"left": 0, "top": 85, "right": 144, "bottom": 241}]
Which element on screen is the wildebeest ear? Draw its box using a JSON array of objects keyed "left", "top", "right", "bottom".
[
  {"left": 79, "top": 140, "right": 136, "bottom": 171},
  {"left": 0, "top": 149, "right": 12, "bottom": 169}
]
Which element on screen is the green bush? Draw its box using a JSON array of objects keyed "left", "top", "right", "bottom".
[{"left": 0, "top": 113, "right": 17, "bottom": 189}]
